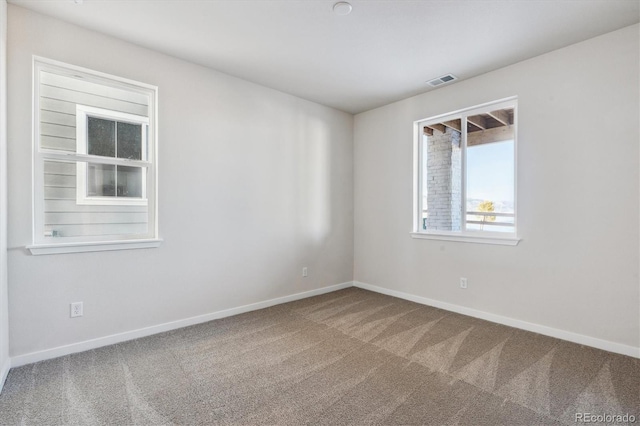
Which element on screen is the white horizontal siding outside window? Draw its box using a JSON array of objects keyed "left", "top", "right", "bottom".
[{"left": 29, "top": 57, "right": 161, "bottom": 255}]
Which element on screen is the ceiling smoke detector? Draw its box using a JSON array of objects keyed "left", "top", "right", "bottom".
[
  {"left": 426, "top": 74, "right": 458, "bottom": 87},
  {"left": 333, "top": 2, "right": 353, "bottom": 16}
]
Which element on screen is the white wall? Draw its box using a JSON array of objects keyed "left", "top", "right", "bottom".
[
  {"left": 7, "top": 5, "right": 354, "bottom": 358},
  {"left": 354, "top": 24, "right": 640, "bottom": 351},
  {"left": 0, "top": 0, "right": 10, "bottom": 386}
]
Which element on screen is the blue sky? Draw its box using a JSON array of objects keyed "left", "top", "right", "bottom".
[{"left": 466, "top": 140, "right": 514, "bottom": 203}]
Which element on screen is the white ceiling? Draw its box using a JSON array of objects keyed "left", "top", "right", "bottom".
[{"left": 9, "top": 0, "right": 640, "bottom": 114}]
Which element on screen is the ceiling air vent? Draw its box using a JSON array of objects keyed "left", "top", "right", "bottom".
[{"left": 427, "top": 74, "right": 457, "bottom": 87}]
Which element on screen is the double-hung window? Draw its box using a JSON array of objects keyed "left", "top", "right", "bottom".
[
  {"left": 75, "top": 106, "right": 148, "bottom": 206},
  {"left": 412, "top": 97, "right": 519, "bottom": 245},
  {"left": 29, "top": 57, "right": 160, "bottom": 254}
]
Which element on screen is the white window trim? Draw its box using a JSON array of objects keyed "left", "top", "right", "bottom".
[
  {"left": 30, "top": 56, "right": 160, "bottom": 255},
  {"left": 76, "top": 105, "right": 149, "bottom": 206},
  {"left": 411, "top": 97, "right": 520, "bottom": 246}
]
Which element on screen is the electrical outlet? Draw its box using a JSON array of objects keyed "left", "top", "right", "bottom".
[
  {"left": 460, "top": 278, "right": 468, "bottom": 289},
  {"left": 302, "top": 267, "right": 308, "bottom": 277},
  {"left": 70, "top": 302, "right": 83, "bottom": 318}
]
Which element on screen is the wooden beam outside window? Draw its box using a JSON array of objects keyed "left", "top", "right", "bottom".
[
  {"left": 442, "top": 119, "right": 461, "bottom": 132},
  {"left": 488, "top": 109, "right": 510, "bottom": 126},
  {"left": 467, "top": 115, "right": 487, "bottom": 131}
]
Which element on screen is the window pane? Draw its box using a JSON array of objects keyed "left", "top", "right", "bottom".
[
  {"left": 87, "top": 117, "right": 115, "bottom": 157},
  {"left": 117, "top": 122, "right": 142, "bottom": 160},
  {"left": 421, "top": 121, "right": 462, "bottom": 231},
  {"left": 87, "top": 164, "right": 116, "bottom": 197},
  {"left": 116, "top": 166, "right": 143, "bottom": 198},
  {"left": 465, "top": 108, "right": 515, "bottom": 232}
]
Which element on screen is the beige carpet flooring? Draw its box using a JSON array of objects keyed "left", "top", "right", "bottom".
[{"left": 0, "top": 287, "right": 638, "bottom": 425}]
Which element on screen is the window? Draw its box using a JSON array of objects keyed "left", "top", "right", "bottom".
[
  {"left": 412, "top": 98, "right": 519, "bottom": 245},
  {"left": 76, "top": 106, "right": 148, "bottom": 206},
  {"left": 29, "top": 57, "right": 160, "bottom": 255}
]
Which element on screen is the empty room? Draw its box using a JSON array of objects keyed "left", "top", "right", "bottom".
[{"left": 0, "top": 0, "right": 638, "bottom": 425}]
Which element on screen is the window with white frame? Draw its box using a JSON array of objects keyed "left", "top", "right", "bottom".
[
  {"left": 412, "top": 98, "right": 519, "bottom": 245},
  {"left": 76, "top": 106, "right": 148, "bottom": 206},
  {"left": 29, "top": 57, "right": 160, "bottom": 255}
]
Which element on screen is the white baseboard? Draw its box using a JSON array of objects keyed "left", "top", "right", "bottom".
[
  {"left": 10, "top": 281, "right": 353, "bottom": 368},
  {"left": 354, "top": 281, "right": 640, "bottom": 359},
  {"left": 0, "top": 357, "right": 9, "bottom": 392},
  {"left": 8, "top": 279, "right": 639, "bottom": 372}
]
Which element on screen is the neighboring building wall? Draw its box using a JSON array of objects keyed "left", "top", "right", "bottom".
[
  {"left": 40, "top": 71, "right": 149, "bottom": 239},
  {"left": 425, "top": 127, "right": 461, "bottom": 231}
]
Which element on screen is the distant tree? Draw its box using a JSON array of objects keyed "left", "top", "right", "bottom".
[{"left": 477, "top": 200, "right": 496, "bottom": 230}]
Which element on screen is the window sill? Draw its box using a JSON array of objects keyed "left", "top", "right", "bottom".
[
  {"left": 410, "top": 232, "right": 520, "bottom": 246},
  {"left": 27, "top": 238, "right": 163, "bottom": 255}
]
